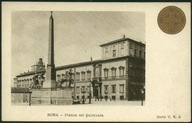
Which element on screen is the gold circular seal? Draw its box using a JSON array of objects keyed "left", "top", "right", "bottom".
[{"left": 158, "top": 6, "right": 186, "bottom": 34}]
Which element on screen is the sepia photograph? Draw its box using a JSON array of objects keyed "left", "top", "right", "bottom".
[{"left": 11, "top": 11, "right": 145, "bottom": 106}]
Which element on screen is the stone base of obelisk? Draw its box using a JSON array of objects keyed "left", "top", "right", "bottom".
[
  {"left": 41, "top": 80, "right": 57, "bottom": 105},
  {"left": 41, "top": 87, "right": 73, "bottom": 105},
  {"left": 43, "top": 79, "right": 57, "bottom": 89},
  {"left": 41, "top": 88, "right": 53, "bottom": 105},
  {"left": 31, "top": 87, "right": 73, "bottom": 105}
]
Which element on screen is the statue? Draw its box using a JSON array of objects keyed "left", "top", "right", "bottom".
[
  {"left": 32, "top": 74, "right": 38, "bottom": 88},
  {"left": 32, "top": 73, "right": 45, "bottom": 89},
  {"left": 57, "top": 69, "right": 74, "bottom": 88},
  {"left": 38, "top": 73, "right": 45, "bottom": 88}
]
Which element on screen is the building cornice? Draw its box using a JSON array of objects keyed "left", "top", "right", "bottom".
[
  {"left": 56, "top": 55, "right": 145, "bottom": 71},
  {"left": 99, "top": 37, "right": 145, "bottom": 47},
  {"left": 16, "top": 70, "right": 45, "bottom": 77},
  {"left": 56, "top": 59, "right": 103, "bottom": 70}
]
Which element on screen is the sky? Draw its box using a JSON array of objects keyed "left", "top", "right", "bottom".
[{"left": 11, "top": 11, "right": 145, "bottom": 79}]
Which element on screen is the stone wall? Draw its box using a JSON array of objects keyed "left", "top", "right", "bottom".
[
  {"left": 31, "top": 87, "right": 73, "bottom": 105},
  {"left": 11, "top": 93, "right": 30, "bottom": 105}
]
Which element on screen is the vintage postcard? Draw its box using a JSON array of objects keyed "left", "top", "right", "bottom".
[{"left": 2, "top": 2, "right": 191, "bottom": 122}]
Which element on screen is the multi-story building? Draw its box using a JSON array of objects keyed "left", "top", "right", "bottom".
[
  {"left": 13, "top": 36, "right": 145, "bottom": 101},
  {"left": 14, "top": 58, "right": 46, "bottom": 88}
]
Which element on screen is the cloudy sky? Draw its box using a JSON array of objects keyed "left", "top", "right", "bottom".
[{"left": 11, "top": 11, "right": 145, "bottom": 79}]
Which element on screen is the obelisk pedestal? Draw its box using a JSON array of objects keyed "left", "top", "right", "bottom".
[{"left": 43, "top": 67, "right": 56, "bottom": 88}]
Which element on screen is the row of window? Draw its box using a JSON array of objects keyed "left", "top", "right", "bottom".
[
  {"left": 104, "top": 84, "right": 124, "bottom": 93},
  {"left": 130, "top": 49, "right": 145, "bottom": 58},
  {"left": 17, "top": 83, "right": 32, "bottom": 88},
  {"left": 75, "top": 71, "right": 91, "bottom": 81},
  {"left": 104, "top": 42, "right": 145, "bottom": 59},
  {"left": 105, "top": 43, "right": 125, "bottom": 58},
  {"left": 76, "top": 86, "right": 91, "bottom": 94},
  {"left": 57, "top": 66, "right": 125, "bottom": 81},
  {"left": 104, "top": 66, "right": 125, "bottom": 78},
  {"left": 57, "top": 71, "right": 92, "bottom": 81},
  {"left": 17, "top": 79, "right": 33, "bottom": 82},
  {"left": 75, "top": 84, "right": 124, "bottom": 94}
]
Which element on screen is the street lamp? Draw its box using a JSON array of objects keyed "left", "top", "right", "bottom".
[
  {"left": 28, "top": 87, "right": 32, "bottom": 106},
  {"left": 89, "top": 83, "right": 91, "bottom": 104},
  {"left": 140, "top": 85, "right": 145, "bottom": 106}
]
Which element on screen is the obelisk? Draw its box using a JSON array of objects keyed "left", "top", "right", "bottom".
[{"left": 43, "top": 11, "right": 56, "bottom": 88}]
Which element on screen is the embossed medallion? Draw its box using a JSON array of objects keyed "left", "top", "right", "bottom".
[{"left": 158, "top": 6, "right": 186, "bottom": 34}]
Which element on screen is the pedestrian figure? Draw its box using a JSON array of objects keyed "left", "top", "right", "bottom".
[
  {"left": 105, "top": 96, "right": 107, "bottom": 101},
  {"left": 109, "top": 96, "right": 111, "bottom": 101}
]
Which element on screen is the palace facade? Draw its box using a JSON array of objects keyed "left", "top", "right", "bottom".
[{"left": 13, "top": 36, "right": 145, "bottom": 101}]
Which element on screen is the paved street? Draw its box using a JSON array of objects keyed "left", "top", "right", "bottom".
[
  {"left": 73, "top": 99, "right": 145, "bottom": 106},
  {"left": 12, "top": 99, "right": 145, "bottom": 106}
]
